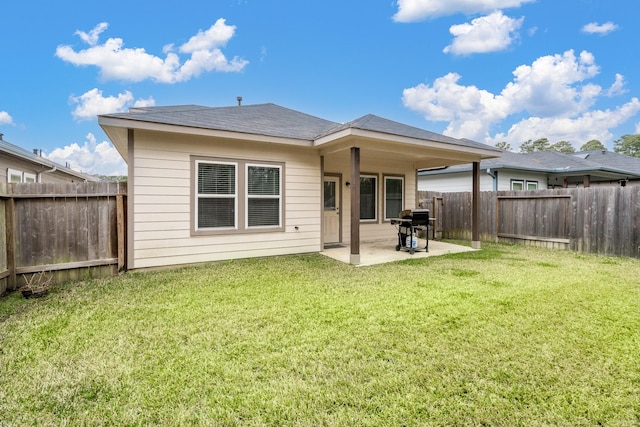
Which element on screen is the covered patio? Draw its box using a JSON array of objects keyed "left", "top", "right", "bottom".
[{"left": 318, "top": 115, "right": 501, "bottom": 265}]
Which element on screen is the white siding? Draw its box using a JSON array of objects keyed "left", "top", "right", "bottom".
[
  {"left": 419, "top": 169, "right": 549, "bottom": 192},
  {"left": 131, "top": 131, "right": 321, "bottom": 269},
  {"left": 497, "top": 170, "right": 548, "bottom": 190},
  {"left": 419, "top": 171, "right": 494, "bottom": 192}
]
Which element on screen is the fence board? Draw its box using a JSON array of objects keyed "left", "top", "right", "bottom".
[
  {"left": 0, "top": 198, "right": 6, "bottom": 295},
  {"left": 1, "top": 182, "right": 127, "bottom": 294},
  {"left": 419, "top": 187, "right": 640, "bottom": 258}
]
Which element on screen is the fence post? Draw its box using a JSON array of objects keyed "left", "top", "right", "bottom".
[
  {"left": 116, "top": 194, "right": 126, "bottom": 272},
  {"left": 6, "top": 197, "right": 17, "bottom": 291},
  {"left": 471, "top": 162, "right": 481, "bottom": 249}
]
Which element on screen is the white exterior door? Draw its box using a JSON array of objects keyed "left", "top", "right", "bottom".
[{"left": 323, "top": 176, "right": 340, "bottom": 244}]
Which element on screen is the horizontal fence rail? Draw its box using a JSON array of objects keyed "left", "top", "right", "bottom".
[
  {"left": 419, "top": 187, "right": 640, "bottom": 258},
  {"left": 1, "top": 182, "right": 127, "bottom": 295}
]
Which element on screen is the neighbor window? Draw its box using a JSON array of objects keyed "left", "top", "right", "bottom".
[
  {"left": 384, "top": 176, "right": 404, "bottom": 220},
  {"left": 511, "top": 180, "right": 524, "bottom": 191},
  {"left": 526, "top": 181, "right": 538, "bottom": 190},
  {"left": 360, "top": 175, "right": 377, "bottom": 221},
  {"left": 193, "top": 157, "right": 284, "bottom": 234},
  {"left": 23, "top": 172, "right": 36, "bottom": 183},
  {"left": 196, "top": 160, "right": 237, "bottom": 229},
  {"left": 246, "top": 164, "right": 282, "bottom": 228},
  {"left": 8, "top": 168, "right": 22, "bottom": 183}
]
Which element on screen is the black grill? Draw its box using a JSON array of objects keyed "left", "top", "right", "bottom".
[{"left": 410, "top": 209, "right": 430, "bottom": 227}]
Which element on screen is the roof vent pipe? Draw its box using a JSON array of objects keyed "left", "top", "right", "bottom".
[{"left": 237, "top": 96, "right": 243, "bottom": 106}]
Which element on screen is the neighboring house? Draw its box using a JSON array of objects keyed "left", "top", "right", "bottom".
[
  {"left": 1, "top": 134, "right": 98, "bottom": 184},
  {"left": 419, "top": 149, "right": 640, "bottom": 192},
  {"left": 99, "top": 103, "right": 501, "bottom": 269}
]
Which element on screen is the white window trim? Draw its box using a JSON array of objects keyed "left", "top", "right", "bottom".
[
  {"left": 191, "top": 156, "right": 285, "bottom": 236},
  {"left": 526, "top": 180, "right": 538, "bottom": 190},
  {"left": 511, "top": 179, "right": 524, "bottom": 191},
  {"left": 8, "top": 168, "right": 22, "bottom": 183},
  {"left": 195, "top": 159, "right": 238, "bottom": 231},
  {"left": 383, "top": 175, "right": 404, "bottom": 221},
  {"left": 360, "top": 174, "right": 378, "bottom": 222},
  {"left": 245, "top": 163, "right": 282, "bottom": 229},
  {"left": 23, "top": 172, "right": 37, "bottom": 183}
]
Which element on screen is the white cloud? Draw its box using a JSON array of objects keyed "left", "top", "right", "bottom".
[
  {"left": 74, "top": 22, "right": 108, "bottom": 46},
  {"left": 70, "top": 88, "right": 155, "bottom": 120},
  {"left": 56, "top": 19, "right": 248, "bottom": 83},
  {"left": 582, "top": 21, "right": 618, "bottom": 35},
  {"left": 45, "top": 133, "right": 127, "bottom": 176},
  {"left": 0, "top": 111, "right": 14, "bottom": 125},
  {"left": 393, "top": 0, "right": 536, "bottom": 22},
  {"left": 502, "top": 50, "right": 600, "bottom": 117},
  {"left": 443, "top": 11, "right": 524, "bottom": 55},
  {"left": 489, "top": 99, "right": 640, "bottom": 148},
  {"left": 402, "top": 49, "right": 640, "bottom": 148},
  {"left": 606, "top": 73, "right": 626, "bottom": 97},
  {"left": 179, "top": 18, "right": 236, "bottom": 53}
]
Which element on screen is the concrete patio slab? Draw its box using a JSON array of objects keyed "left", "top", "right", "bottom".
[{"left": 320, "top": 239, "right": 476, "bottom": 266}]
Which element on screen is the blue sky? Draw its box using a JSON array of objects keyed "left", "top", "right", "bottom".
[{"left": 1, "top": 0, "right": 639, "bottom": 175}]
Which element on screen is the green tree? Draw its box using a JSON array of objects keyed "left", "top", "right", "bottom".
[
  {"left": 613, "top": 134, "right": 640, "bottom": 158},
  {"left": 520, "top": 138, "right": 550, "bottom": 153},
  {"left": 550, "top": 140, "right": 575, "bottom": 153},
  {"left": 580, "top": 139, "right": 606, "bottom": 151},
  {"left": 495, "top": 141, "right": 512, "bottom": 151}
]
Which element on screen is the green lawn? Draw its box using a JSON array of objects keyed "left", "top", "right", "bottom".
[{"left": 1, "top": 243, "right": 639, "bottom": 426}]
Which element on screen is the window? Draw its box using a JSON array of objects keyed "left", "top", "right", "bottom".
[
  {"left": 360, "top": 175, "right": 377, "bottom": 221},
  {"left": 384, "top": 176, "right": 404, "bottom": 220},
  {"left": 23, "top": 172, "right": 36, "bottom": 183},
  {"left": 8, "top": 168, "right": 22, "bottom": 183},
  {"left": 511, "top": 179, "right": 538, "bottom": 191},
  {"left": 246, "top": 164, "right": 281, "bottom": 228},
  {"left": 193, "top": 157, "right": 284, "bottom": 234},
  {"left": 196, "top": 161, "right": 237, "bottom": 229}
]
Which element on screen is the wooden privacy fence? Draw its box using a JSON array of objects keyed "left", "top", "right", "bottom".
[
  {"left": 419, "top": 187, "right": 640, "bottom": 258},
  {"left": 1, "top": 182, "right": 127, "bottom": 295}
]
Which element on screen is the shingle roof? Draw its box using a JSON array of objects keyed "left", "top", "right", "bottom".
[
  {"left": 105, "top": 103, "right": 338, "bottom": 141},
  {"left": 101, "top": 103, "right": 501, "bottom": 153},
  {"left": 321, "top": 114, "right": 495, "bottom": 151},
  {"left": 0, "top": 138, "right": 98, "bottom": 181},
  {"left": 419, "top": 149, "right": 640, "bottom": 177},
  {"left": 574, "top": 150, "right": 640, "bottom": 175}
]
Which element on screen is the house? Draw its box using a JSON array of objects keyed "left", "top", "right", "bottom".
[
  {"left": 1, "top": 134, "right": 98, "bottom": 184},
  {"left": 419, "top": 149, "right": 640, "bottom": 192},
  {"left": 98, "top": 103, "right": 501, "bottom": 268}
]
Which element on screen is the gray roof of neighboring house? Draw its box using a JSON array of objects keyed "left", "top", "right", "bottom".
[
  {"left": 0, "top": 137, "right": 98, "bottom": 181},
  {"left": 102, "top": 103, "right": 500, "bottom": 153},
  {"left": 573, "top": 150, "right": 640, "bottom": 175},
  {"left": 419, "top": 149, "right": 640, "bottom": 178}
]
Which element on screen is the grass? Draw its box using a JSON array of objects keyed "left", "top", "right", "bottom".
[{"left": 1, "top": 243, "right": 639, "bottom": 426}]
